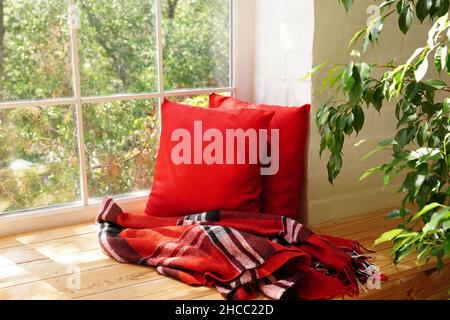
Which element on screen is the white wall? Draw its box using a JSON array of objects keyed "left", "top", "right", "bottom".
[{"left": 250, "top": 0, "right": 428, "bottom": 224}]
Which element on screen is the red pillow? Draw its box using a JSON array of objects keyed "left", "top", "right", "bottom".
[
  {"left": 209, "top": 94, "right": 310, "bottom": 220},
  {"left": 145, "top": 99, "right": 275, "bottom": 217}
]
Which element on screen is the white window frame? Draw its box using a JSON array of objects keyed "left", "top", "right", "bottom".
[{"left": 0, "top": 0, "right": 256, "bottom": 236}]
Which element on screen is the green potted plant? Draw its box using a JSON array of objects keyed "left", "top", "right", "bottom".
[{"left": 311, "top": 0, "right": 449, "bottom": 272}]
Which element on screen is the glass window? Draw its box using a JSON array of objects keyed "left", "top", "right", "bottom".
[
  {"left": 77, "top": 0, "right": 158, "bottom": 96},
  {"left": 162, "top": 0, "right": 231, "bottom": 90},
  {"left": 0, "top": 0, "right": 234, "bottom": 215},
  {"left": 0, "top": 106, "right": 80, "bottom": 214},
  {"left": 0, "top": 0, "right": 73, "bottom": 101},
  {"left": 167, "top": 94, "right": 210, "bottom": 107},
  {"left": 83, "top": 99, "right": 158, "bottom": 198}
]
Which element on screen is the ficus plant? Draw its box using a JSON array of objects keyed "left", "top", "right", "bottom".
[{"left": 312, "top": 0, "right": 450, "bottom": 271}]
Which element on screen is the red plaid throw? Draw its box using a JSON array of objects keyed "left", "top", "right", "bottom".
[{"left": 97, "top": 197, "right": 382, "bottom": 300}]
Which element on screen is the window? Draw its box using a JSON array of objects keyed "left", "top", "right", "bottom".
[{"left": 0, "top": 0, "right": 234, "bottom": 215}]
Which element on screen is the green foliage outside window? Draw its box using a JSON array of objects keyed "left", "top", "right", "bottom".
[{"left": 0, "top": 0, "right": 230, "bottom": 213}]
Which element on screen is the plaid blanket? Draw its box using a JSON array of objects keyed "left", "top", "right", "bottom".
[{"left": 97, "top": 197, "right": 381, "bottom": 300}]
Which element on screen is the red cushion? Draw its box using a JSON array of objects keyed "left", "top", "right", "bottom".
[
  {"left": 145, "top": 99, "right": 275, "bottom": 217},
  {"left": 209, "top": 94, "right": 310, "bottom": 220}
]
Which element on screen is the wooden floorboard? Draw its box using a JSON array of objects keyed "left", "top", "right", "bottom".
[{"left": 0, "top": 208, "right": 448, "bottom": 300}]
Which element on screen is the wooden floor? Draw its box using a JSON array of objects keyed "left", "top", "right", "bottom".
[{"left": 0, "top": 209, "right": 449, "bottom": 300}]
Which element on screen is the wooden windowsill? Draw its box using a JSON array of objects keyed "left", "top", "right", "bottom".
[{"left": 0, "top": 208, "right": 448, "bottom": 300}]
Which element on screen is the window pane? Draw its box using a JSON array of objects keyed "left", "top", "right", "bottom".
[
  {"left": 77, "top": 0, "right": 158, "bottom": 96},
  {"left": 0, "top": 106, "right": 80, "bottom": 214},
  {"left": 168, "top": 94, "right": 210, "bottom": 107},
  {"left": 163, "top": 0, "right": 231, "bottom": 90},
  {"left": 83, "top": 99, "right": 158, "bottom": 198},
  {"left": 0, "top": 0, "right": 73, "bottom": 101}
]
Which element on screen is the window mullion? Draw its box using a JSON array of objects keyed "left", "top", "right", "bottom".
[
  {"left": 68, "top": 0, "right": 89, "bottom": 206},
  {"left": 230, "top": 0, "right": 236, "bottom": 97},
  {"left": 155, "top": 0, "right": 164, "bottom": 132}
]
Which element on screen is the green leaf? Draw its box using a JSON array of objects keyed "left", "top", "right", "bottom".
[
  {"left": 360, "top": 139, "right": 396, "bottom": 162},
  {"left": 352, "top": 105, "right": 364, "bottom": 133},
  {"left": 417, "top": 123, "right": 430, "bottom": 146},
  {"left": 341, "top": 0, "right": 353, "bottom": 12},
  {"left": 354, "top": 139, "right": 365, "bottom": 147},
  {"left": 361, "top": 149, "right": 381, "bottom": 162},
  {"left": 399, "top": 5, "right": 413, "bottom": 34},
  {"left": 326, "top": 131, "right": 336, "bottom": 149},
  {"left": 395, "top": 100, "right": 402, "bottom": 120},
  {"left": 350, "top": 49, "right": 361, "bottom": 57},
  {"left": 384, "top": 167, "right": 393, "bottom": 186},
  {"left": 363, "top": 88, "right": 374, "bottom": 107},
  {"left": 416, "top": 0, "right": 433, "bottom": 22},
  {"left": 321, "top": 67, "right": 342, "bottom": 88},
  {"left": 379, "top": 138, "right": 397, "bottom": 148},
  {"left": 316, "top": 106, "right": 330, "bottom": 127},
  {"left": 374, "top": 229, "right": 404, "bottom": 246},
  {"left": 442, "top": 220, "right": 450, "bottom": 231},
  {"left": 303, "top": 62, "right": 326, "bottom": 79},
  {"left": 359, "top": 165, "right": 383, "bottom": 181},
  {"left": 417, "top": 246, "right": 432, "bottom": 263},
  {"left": 357, "top": 62, "right": 371, "bottom": 81},
  {"left": 437, "top": 0, "right": 450, "bottom": 17},
  {"left": 444, "top": 238, "right": 450, "bottom": 256},
  {"left": 348, "top": 28, "right": 366, "bottom": 48},
  {"left": 395, "top": 127, "right": 416, "bottom": 148},
  {"left": 421, "top": 101, "right": 436, "bottom": 116},
  {"left": 327, "top": 153, "right": 342, "bottom": 184},
  {"left": 321, "top": 67, "right": 344, "bottom": 92},
  {"left": 342, "top": 62, "right": 354, "bottom": 91},
  {"left": 428, "top": 134, "right": 441, "bottom": 147},
  {"left": 405, "top": 82, "right": 420, "bottom": 102},
  {"left": 396, "top": 0, "right": 405, "bottom": 14},
  {"left": 443, "top": 98, "right": 450, "bottom": 113},
  {"left": 344, "top": 113, "right": 354, "bottom": 135},
  {"left": 401, "top": 171, "right": 417, "bottom": 197},
  {"left": 429, "top": 0, "right": 443, "bottom": 17},
  {"left": 434, "top": 46, "right": 448, "bottom": 72},
  {"left": 423, "top": 207, "right": 449, "bottom": 232},
  {"left": 336, "top": 114, "right": 346, "bottom": 131},
  {"left": 414, "top": 174, "right": 425, "bottom": 194},
  {"left": 372, "top": 86, "right": 384, "bottom": 111},
  {"left": 348, "top": 65, "right": 365, "bottom": 107},
  {"left": 412, "top": 202, "right": 443, "bottom": 220},
  {"left": 387, "top": 208, "right": 413, "bottom": 219},
  {"left": 403, "top": 47, "right": 425, "bottom": 80},
  {"left": 423, "top": 79, "right": 447, "bottom": 89},
  {"left": 408, "top": 147, "right": 442, "bottom": 163},
  {"left": 447, "top": 52, "right": 450, "bottom": 73},
  {"left": 387, "top": 209, "right": 402, "bottom": 219},
  {"left": 415, "top": 57, "right": 429, "bottom": 81},
  {"left": 319, "top": 138, "right": 326, "bottom": 157},
  {"left": 349, "top": 83, "right": 363, "bottom": 106}
]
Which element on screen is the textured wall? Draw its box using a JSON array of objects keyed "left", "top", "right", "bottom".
[{"left": 252, "top": 0, "right": 430, "bottom": 223}]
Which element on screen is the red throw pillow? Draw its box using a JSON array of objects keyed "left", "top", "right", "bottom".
[
  {"left": 209, "top": 94, "right": 310, "bottom": 220},
  {"left": 145, "top": 99, "right": 275, "bottom": 217}
]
